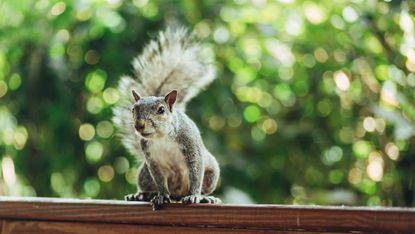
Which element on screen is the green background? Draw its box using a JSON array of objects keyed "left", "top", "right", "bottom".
[{"left": 0, "top": 0, "right": 414, "bottom": 206}]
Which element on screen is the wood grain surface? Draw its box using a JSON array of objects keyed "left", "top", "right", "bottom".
[
  {"left": 1, "top": 221, "right": 291, "bottom": 234},
  {"left": 0, "top": 197, "right": 414, "bottom": 233}
]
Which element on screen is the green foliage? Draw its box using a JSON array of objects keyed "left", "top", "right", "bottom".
[{"left": 0, "top": 0, "right": 414, "bottom": 206}]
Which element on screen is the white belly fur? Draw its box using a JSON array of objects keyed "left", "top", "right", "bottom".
[{"left": 147, "top": 136, "right": 190, "bottom": 196}]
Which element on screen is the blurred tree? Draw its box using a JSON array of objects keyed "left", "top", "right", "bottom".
[{"left": 0, "top": 0, "right": 414, "bottom": 206}]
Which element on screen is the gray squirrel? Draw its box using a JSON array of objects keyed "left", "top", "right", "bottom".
[{"left": 112, "top": 27, "right": 220, "bottom": 210}]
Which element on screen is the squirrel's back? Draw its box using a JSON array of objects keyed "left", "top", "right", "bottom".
[{"left": 112, "top": 27, "right": 216, "bottom": 156}]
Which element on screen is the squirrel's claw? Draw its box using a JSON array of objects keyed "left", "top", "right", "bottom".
[
  {"left": 125, "top": 193, "right": 138, "bottom": 201},
  {"left": 151, "top": 194, "right": 171, "bottom": 210},
  {"left": 182, "top": 195, "right": 221, "bottom": 204},
  {"left": 182, "top": 194, "right": 201, "bottom": 204},
  {"left": 125, "top": 192, "right": 155, "bottom": 202},
  {"left": 200, "top": 195, "right": 222, "bottom": 204}
]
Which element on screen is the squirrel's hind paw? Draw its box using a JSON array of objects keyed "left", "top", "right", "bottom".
[
  {"left": 182, "top": 195, "right": 221, "bottom": 204},
  {"left": 200, "top": 195, "right": 221, "bottom": 204}
]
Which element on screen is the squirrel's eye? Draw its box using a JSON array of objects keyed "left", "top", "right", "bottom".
[{"left": 157, "top": 106, "right": 165, "bottom": 114}]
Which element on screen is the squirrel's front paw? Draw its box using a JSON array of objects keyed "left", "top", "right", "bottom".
[
  {"left": 125, "top": 192, "right": 156, "bottom": 202},
  {"left": 182, "top": 194, "right": 220, "bottom": 204},
  {"left": 151, "top": 194, "right": 171, "bottom": 210}
]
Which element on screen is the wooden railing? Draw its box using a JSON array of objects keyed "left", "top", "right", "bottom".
[{"left": 0, "top": 197, "right": 414, "bottom": 233}]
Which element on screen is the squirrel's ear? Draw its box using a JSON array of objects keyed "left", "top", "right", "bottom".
[
  {"left": 132, "top": 90, "right": 141, "bottom": 102},
  {"left": 164, "top": 90, "right": 177, "bottom": 111}
]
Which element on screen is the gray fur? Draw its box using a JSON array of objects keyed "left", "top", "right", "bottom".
[
  {"left": 112, "top": 27, "right": 220, "bottom": 210},
  {"left": 112, "top": 27, "right": 215, "bottom": 157}
]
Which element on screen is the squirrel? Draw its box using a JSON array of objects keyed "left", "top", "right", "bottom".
[{"left": 112, "top": 27, "right": 220, "bottom": 210}]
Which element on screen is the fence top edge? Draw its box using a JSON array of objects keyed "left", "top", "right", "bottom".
[{"left": 0, "top": 196, "right": 414, "bottom": 213}]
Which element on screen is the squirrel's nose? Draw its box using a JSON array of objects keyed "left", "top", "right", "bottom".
[{"left": 135, "top": 120, "right": 145, "bottom": 132}]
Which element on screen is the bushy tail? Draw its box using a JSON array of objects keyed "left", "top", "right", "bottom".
[{"left": 112, "top": 27, "right": 216, "bottom": 156}]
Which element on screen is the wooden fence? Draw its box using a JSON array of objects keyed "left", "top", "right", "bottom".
[{"left": 0, "top": 197, "right": 413, "bottom": 233}]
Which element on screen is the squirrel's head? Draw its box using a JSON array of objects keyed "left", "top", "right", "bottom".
[{"left": 131, "top": 89, "right": 177, "bottom": 139}]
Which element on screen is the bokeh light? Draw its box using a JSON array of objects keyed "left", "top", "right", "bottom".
[
  {"left": 79, "top": 123, "right": 95, "bottom": 141},
  {"left": 85, "top": 141, "right": 104, "bottom": 164},
  {"left": 2, "top": 157, "right": 16, "bottom": 186},
  {"left": 96, "top": 121, "right": 114, "bottom": 138},
  {"left": 97, "top": 165, "right": 115, "bottom": 182}
]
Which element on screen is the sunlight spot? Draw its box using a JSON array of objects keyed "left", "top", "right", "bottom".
[
  {"left": 333, "top": 50, "right": 346, "bottom": 64},
  {"left": 14, "top": 126, "right": 28, "bottom": 150},
  {"left": 85, "top": 141, "right": 104, "bottom": 164},
  {"left": 194, "top": 21, "right": 211, "bottom": 39},
  {"left": 367, "top": 152, "right": 383, "bottom": 182},
  {"left": 342, "top": 6, "right": 359, "bottom": 23},
  {"left": 368, "top": 151, "right": 383, "bottom": 165},
  {"left": 302, "top": 54, "right": 316, "bottom": 68},
  {"left": 380, "top": 81, "right": 399, "bottom": 107},
  {"left": 251, "top": 126, "right": 265, "bottom": 142},
  {"left": 98, "top": 165, "right": 115, "bottom": 182},
  {"left": 322, "top": 146, "right": 343, "bottom": 166},
  {"left": 247, "top": 87, "right": 262, "bottom": 103},
  {"left": 400, "top": 10, "right": 414, "bottom": 33},
  {"left": 314, "top": 47, "right": 328, "bottom": 63},
  {"left": 353, "top": 140, "right": 372, "bottom": 159},
  {"left": 84, "top": 178, "right": 100, "bottom": 197},
  {"left": 102, "top": 88, "right": 120, "bottom": 104},
  {"left": 227, "top": 115, "right": 242, "bottom": 128},
  {"left": 133, "top": 0, "right": 148, "bottom": 8},
  {"left": 85, "top": 69, "right": 107, "bottom": 93},
  {"left": 114, "top": 157, "right": 129, "bottom": 174},
  {"left": 84, "top": 50, "right": 100, "bottom": 65},
  {"left": 2, "top": 157, "right": 16, "bottom": 186},
  {"left": 385, "top": 143, "right": 399, "bottom": 160},
  {"left": 285, "top": 14, "right": 303, "bottom": 36},
  {"left": 8, "top": 73, "right": 22, "bottom": 90},
  {"left": 317, "top": 99, "right": 332, "bottom": 116},
  {"left": 0, "top": 81, "right": 8, "bottom": 98},
  {"left": 107, "top": 0, "right": 122, "bottom": 8},
  {"left": 278, "top": 66, "right": 294, "bottom": 81},
  {"left": 209, "top": 116, "right": 226, "bottom": 131},
  {"left": 330, "top": 15, "right": 345, "bottom": 30},
  {"left": 348, "top": 168, "right": 362, "bottom": 185},
  {"left": 96, "top": 121, "right": 114, "bottom": 138},
  {"left": 213, "top": 27, "right": 230, "bottom": 44},
  {"left": 405, "top": 49, "right": 415, "bottom": 72},
  {"left": 265, "top": 39, "right": 295, "bottom": 67},
  {"left": 258, "top": 93, "right": 272, "bottom": 108},
  {"left": 329, "top": 170, "right": 343, "bottom": 184},
  {"left": 125, "top": 168, "right": 138, "bottom": 185},
  {"left": 363, "top": 117, "right": 376, "bottom": 132},
  {"left": 79, "top": 123, "right": 95, "bottom": 141},
  {"left": 334, "top": 71, "right": 350, "bottom": 91},
  {"left": 51, "top": 2, "right": 66, "bottom": 16},
  {"left": 243, "top": 105, "right": 261, "bottom": 123},
  {"left": 56, "top": 29, "right": 70, "bottom": 43},
  {"left": 304, "top": 3, "right": 326, "bottom": 24},
  {"left": 75, "top": 8, "right": 92, "bottom": 21},
  {"left": 338, "top": 127, "right": 353, "bottom": 144},
  {"left": 51, "top": 172, "right": 65, "bottom": 194},
  {"left": 260, "top": 118, "right": 278, "bottom": 134},
  {"left": 87, "top": 97, "right": 104, "bottom": 114},
  {"left": 375, "top": 118, "right": 386, "bottom": 133},
  {"left": 2, "top": 128, "right": 14, "bottom": 145}
]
